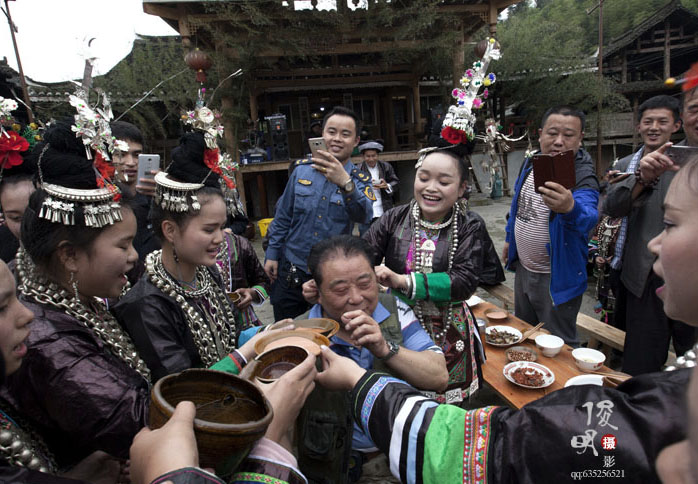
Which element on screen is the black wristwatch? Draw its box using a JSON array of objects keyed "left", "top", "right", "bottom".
[{"left": 379, "top": 341, "right": 400, "bottom": 361}]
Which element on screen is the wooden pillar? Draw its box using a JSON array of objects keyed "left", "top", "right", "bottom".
[
  {"left": 663, "top": 20, "right": 671, "bottom": 80},
  {"left": 412, "top": 80, "right": 422, "bottom": 140},
  {"left": 632, "top": 95, "right": 640, "bottom": 151},
  {"left": 256, "top": 174, "right": 269, "bottom": 218},
  {"left": 249, "top": 90, "right": 259, "bottom": 125},
  {"left": 621, "top": 49, "right": 627, "bottom": 84},
  {"left": 489, "top": 0, "right": 498, "bottom": 35},
  {"left": 405, "top": 87, "right": 415, "bottom": 146},
  {"left": 452, "top": 21, "right": 465, "bottom": 88},
  {"left": 385, "top": 88, "right": 396, "bottom": 151},
  {"left": 221, "top": 95, "right": 246, "bottom": 211}
]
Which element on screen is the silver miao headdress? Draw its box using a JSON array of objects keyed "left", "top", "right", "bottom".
[
  {"left": 38, "top": 89, "right": 125, "bottom": 228},
  {"left": 155, "top": 96, "right": 239, "bottom": 214}
]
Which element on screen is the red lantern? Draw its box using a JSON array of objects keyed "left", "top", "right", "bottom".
[{"left": 185, "top": 48, "right": 213, "bottom": 83}]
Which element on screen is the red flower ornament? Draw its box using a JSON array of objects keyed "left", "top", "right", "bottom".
[{"left": 0, "top": 131, "right": 30, "bottom": 169}]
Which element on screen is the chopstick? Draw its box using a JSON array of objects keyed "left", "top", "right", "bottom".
[
  {"left": 591, "top": 371, "right": 631, "bottom": 379},
  {"left": 521, "top": 322, "right": 545, "bottom": 341}
]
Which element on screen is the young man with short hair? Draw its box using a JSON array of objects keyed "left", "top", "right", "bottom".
[
  {"left": 604, "top": 94, "right": 695, "bottom": 375},
  {"left": 110, "top": 121, "right": 160, "bottom": 263}
]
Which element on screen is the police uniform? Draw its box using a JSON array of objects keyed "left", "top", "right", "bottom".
[{"left": 266, "top": 158, "right": 375, "bottom": 320}]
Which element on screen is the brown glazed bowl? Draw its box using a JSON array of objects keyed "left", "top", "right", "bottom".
[
  {"left": 250, "top": 346, "right": 310, "bottom": 383},
  {"left": 149, "top": 369, "right": 273, "bottom": 477},
  {"left": 269, "top": 317, "right": 340, "bottom": 338},
  {"left": 484, "top": 308, "right": 510, "bottom": 324},
  {"left": 254, "top": 329, "right": 331, "bottom": 356}
]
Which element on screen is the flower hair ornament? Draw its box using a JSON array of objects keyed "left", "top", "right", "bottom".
[
  {"left": 0, "top": 96, "right": 27, "bottom": 171},
  {"left": 156, "top": 91, "right": 241, "bottom": 214},
  {"left": 441, "top": 37, "right": 501, "bottom": 145},
  {"left": 0, "top": 97, "right": 39, "bottom": 185},
  {"left": 35, "top": 90, "right": 124, "bottom": 228},
  {"left": 69, "top": 88, "right": 129, "bottom": 183}
]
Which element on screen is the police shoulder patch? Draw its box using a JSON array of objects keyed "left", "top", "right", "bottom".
[
  {"left": 364, "top": 186, "right": 376, "bottom": 201},
  {"left": 298, "top": 179, "right": 312, "bottom": 185},
  {"left": 357, "top": 172, "right": 370, "bottom": 182}
]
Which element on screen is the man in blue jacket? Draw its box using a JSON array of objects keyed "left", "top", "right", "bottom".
[{"left": 503, "top": 106, "right": 599, "bottom": 346}]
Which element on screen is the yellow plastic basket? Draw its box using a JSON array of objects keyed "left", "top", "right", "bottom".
[{"left": 257, "top": 218, "right": 274, "bottom": 238}]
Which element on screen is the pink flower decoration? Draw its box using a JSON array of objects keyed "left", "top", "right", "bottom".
[
  {"left": 483, "top": 89, "right": 489, "bottom": 99},
  {"left": 452, "top": 88, "right": 459, "bottom": 97},
  {"left": 466, "top": 69, "right": 474, "bottom": 78},
  {"left": 473, "top": 98, "right": 483, "bottom": 109}
]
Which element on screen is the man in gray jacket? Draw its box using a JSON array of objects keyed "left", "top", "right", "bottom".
[{"left": 603, "top": 94, "right": 695, "bottom": 375}]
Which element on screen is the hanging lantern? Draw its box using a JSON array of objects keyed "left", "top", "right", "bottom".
[
  {"left": 474, "top": 38, "right": 500, "bottom": 59},
  {"left": 185, "top": 48, "right": 213, "bottom": 84}
]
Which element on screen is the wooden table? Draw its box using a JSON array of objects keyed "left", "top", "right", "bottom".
[{"left": 472, "top": 301, "right": 616, "bottom": 409}]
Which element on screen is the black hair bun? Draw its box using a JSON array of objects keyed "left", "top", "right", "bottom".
[
  {"left": 168, "top": 131, "right": 220, "bottom": 188},
  {"left": 28, "top": 119, "right": 99, "bottom": 190}
]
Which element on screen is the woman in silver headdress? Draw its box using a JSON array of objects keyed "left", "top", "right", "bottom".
[
  {"left": 362, "top": 146, "right": 504, "bottom": 405},
  {"left": 114, "top": 125, "right": 280, "bottom": 381},
  {"left": 5, "top": 118, "right": 151, "bottom": 467}
]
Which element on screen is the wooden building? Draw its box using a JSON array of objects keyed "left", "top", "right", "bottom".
[
  {"left": 587, "top": 0, "right": 698, "bottom": 162},
  {"left": 142, "top": 0, "right": 517, "bottom": 217}
]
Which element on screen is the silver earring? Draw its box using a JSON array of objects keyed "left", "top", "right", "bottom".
[
  {"left": 173, "top": 246, "right": 179, "bottom": 263},
  {"left": 69, "top": 271, "right": 79, "bottom": 300}
]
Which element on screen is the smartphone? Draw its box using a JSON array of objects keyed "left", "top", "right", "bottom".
[
  {"left": 665, "top": 145, "right": 698, "bottom": 167},
  {"left": 137, "top": 154, "right": 160, "bottom": 183},
  {"left": 308, "top": 137, "right": 327, "bottom": 160},
  {"left": 608, "top": 172, "right": 632, "bottom": 184}
]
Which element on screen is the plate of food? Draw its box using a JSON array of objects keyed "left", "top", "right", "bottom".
[
  {"left": 505, "top": 346, "right": 538, "bottom": 362},
  {"left": 503, "top": 361, "right": 555, "bottom": 389},
  {"left": 485, "top": 326, "right": 522, "bottom": 347}
]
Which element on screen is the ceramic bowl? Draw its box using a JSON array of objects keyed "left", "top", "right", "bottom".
[
  {"left": 149, "top": 369, "right": 272, "bottom": 476},
  {"left": 535, "top": 334, "right": 564, "bottom": 357},
  {"left": 253, "top": 329, "right": 330, "bottom": 356},
  {"left": 571, "top": 348, "right": 606, "bottom": 372},
  {"left": 484, "top": 308, "right": 509, "bottom": 324},
  {"left": 269, "top": 318, "right": 339, "bottom": 338},
  {"left": 250, "top": 346, "right": 309, "bottom": 383}
]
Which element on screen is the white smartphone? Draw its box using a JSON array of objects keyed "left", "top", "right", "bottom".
[
  {"left": 137, "top": 154, "right": 160, "bottom": 183},
  {"left": 308, "top": 137, "right": 327, "bottom": 160}
]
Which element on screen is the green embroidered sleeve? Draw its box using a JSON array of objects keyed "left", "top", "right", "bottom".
[{"left": 413, "top": 272, "right": 452, "bottom": 302}]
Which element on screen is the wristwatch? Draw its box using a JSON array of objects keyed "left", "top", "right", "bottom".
[
  {"left": 379, "top": 341, "right": 400, "bottom": 361},
  {"left": 341, "top": 178, "right": 355, "bottom": 193}
]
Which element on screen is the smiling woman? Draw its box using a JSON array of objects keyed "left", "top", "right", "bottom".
[
  {"left": 363, "top": 145, "right": 505, "bottom": 404},
  {"left": 5, "top": 119, "right": 151, "bottom": 467}
]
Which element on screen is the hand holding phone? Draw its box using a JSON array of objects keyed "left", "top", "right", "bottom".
[
  {"left": 308, "top": 137, "right": 328, "bottom": 161},
  {"left": 665, "top": 145, "right": 698, "bottom": 167},
  {"left": 137, "top": 154, "right": 161, "bottom": 184}
]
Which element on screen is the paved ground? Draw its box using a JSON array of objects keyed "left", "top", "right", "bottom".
[{"left": 249, "top": 194, "right": 600, "bottom": 326}]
